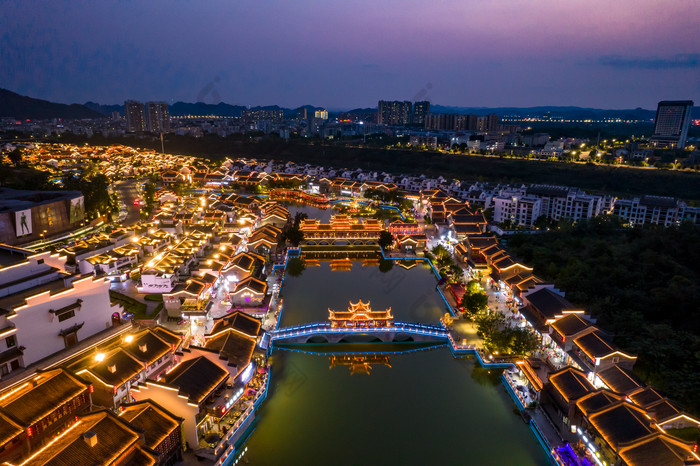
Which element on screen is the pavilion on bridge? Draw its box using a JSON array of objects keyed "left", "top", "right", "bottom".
[{"left": 328, "top": 300, "right": 393, "bottom": 328}]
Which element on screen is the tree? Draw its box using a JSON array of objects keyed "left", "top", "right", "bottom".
[
  {"left": 281, "top": 212, "right": 307, "bottom": 247},
  {"left": 172, "top": 180, "right": 187, "bottom": 197},
  {"left": 475, "top": 311, "right": 505, "bottom": 348},
  {"left": 461, "top": 289, "right": 489, "bottom": 320},
  {"left": 378, "top": 231, "right": 394, "bottom": 250},
  {"left": 143, "top": 182, "right": 158, "bottom": 213},
  {"left": 509, "top": 327, "right": 541, "bottom": 357},
  {"left": 7, "top": 148, "right": 22, "bottom": 166},
  {"left": 282, "top": 226, "right": 304, "bottom": 247}
]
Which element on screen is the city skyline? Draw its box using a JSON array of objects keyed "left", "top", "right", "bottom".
[{"left": 1, "top": 0, "right": 698, "bottom": 109}]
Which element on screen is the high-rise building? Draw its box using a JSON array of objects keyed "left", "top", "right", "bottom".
[
  {"left": 145, "top": 101, "right": 170, "bottom": 133},
  {"left": 296, "top": 107, "right": 308, "bottom": 120},
  {"left": 650, "top": 100, "right": 693, "bottom": 149},
  {"left": 425, "top": 113, "right": 457, "bottom": 130},
  {"left": 412, "top": 101, "right": 430, "bottom": 126},
  {"left": 124, "top": 100, "right": 145, "bottom": 132},
  {"left": 377, "top": 100, "right": 412, "bottom": 126},
  {"left": 314, "top": 109, "right": 329, "bottom": 120}
]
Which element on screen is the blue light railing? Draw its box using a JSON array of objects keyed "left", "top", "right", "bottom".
[{"left": 271, "top": 322, "right": 449, "bottom": 341}]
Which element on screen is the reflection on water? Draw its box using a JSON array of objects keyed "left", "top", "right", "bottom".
[
  {"left": 240, "top": 346, "right": 548, "bottom": 466},
  {"left": 279, "top": 261, "right": 444, "bottom": 327},
  {"left": 471, "top": 363, "right": 505, "bottom": 387},
  {"left": 328, "top": 354, "right": 392, "bottom": 375},
  {"left": 284, "top": 202, "right": 335, "bottom": 223}
]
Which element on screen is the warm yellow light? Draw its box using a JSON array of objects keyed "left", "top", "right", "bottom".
[
  {"left": 95, "top": 353, "right": 105, "bottom": 361},
  {"left": 124, "top": 335, "right": 134, "bottom": 343}
]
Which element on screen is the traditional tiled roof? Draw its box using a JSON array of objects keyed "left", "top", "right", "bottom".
[
  {"left": 575, "top": 389, "right": 626, "bottom": 417},
  {"left": 0, "top": 368, "right": 88, "bottom": 428},
  {"left": 596, "top": 365, "right": 644, "bottom": 396},
  {"left": 463, "top": 234, "right": 498, "bottom": 251},
  {"left": 233, "top": 276, "right": 267, "bottom": 295},
  {"left": 0, "top": 410, "right": 23, "bottom": 446},
  {"left": 119, "top": 400, "right": 182, "bottom": 451},
  {"left": 551, "top": 314, "right": 594, "bottom": 339},
  {"left": 79, "top": 348, "right": 143, "bottom": 388},
  {"left": 205, "top": 330, "right": 256, "bottom": 375},
  {"left": 588, "top": 402, "right": 655, "bottom": 450},
  {"left": 629, "top": 387, "right": 665, "bottom": 408},
  {"left": 618, "top": 433, "right": 700, "bottom": 466},
  {"left": 228, "top": 252, "right": 259, "bottom": 272},
  {"left": 209, "top": 311, "right": 261, "bottom": 337},
  {"left": 525, "top": 288, "right": 576, "bottom": 320},
  {"left": 548, "top": 367, "right": 596, "bottom": 403},
  {"left": 20, "top": 410, "right": 154, "bottom": 466},
  {"left": 164, "top": 356, "right": 228, "bottom": 404},
  {"left": 574, "top": 330, "right": 636, "bottom": 362},
  {"left": 123, "top": 329, "right": 172, "bottom": 365},
  {"left": 151, "top": 326, "right": 182, "bottom": 348}
]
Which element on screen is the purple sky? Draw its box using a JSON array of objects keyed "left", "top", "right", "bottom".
[{"left": 1, "top": 0, "right": 698, "bottom": 109}]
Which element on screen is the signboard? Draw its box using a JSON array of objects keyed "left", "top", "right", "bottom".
[
  {"left": 15, "top": 209, "right": 32, "bottom": 237},
  {"left": 69, "top": 196, "right": 85, "bottom": 224}
]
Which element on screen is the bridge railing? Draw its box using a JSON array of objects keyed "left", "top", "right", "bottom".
[{"left": 271, "top": 321, "right": 449, "bottom": 340}]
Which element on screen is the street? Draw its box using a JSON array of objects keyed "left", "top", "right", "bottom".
[{"left": 112, "top": 177, "right": 147, "bottom": 226}]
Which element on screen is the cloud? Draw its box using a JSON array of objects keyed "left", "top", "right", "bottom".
[{"left": 599, "top": 54, "right": 700, "bottom": 70}]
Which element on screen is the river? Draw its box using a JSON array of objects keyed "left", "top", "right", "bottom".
[{"left": 239, "top": 346, "right": 548, "bottom": 465}]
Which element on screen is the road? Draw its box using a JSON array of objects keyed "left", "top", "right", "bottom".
[{"left": 112, "top": 178, "right": 147, "bottom": 226}]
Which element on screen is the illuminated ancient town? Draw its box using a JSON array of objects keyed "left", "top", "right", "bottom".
[
  {"left": 1, "top": 1, "right": 699, "bottom": 463},
  {"left": 0, "top": 139, "right": 697, "bottom": 465}
]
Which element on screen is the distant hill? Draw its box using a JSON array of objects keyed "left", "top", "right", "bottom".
[
  {"left": 84, "top": 101, "right": 123, "bottom": 115},
  {"left": 3, "top": 87, "right": 698, "bottom": 121},
  {"left": 0, "top": 88, "right": 104, "bottom": 120},
  {"left": 168, "top": 102, "right": 245, "bottom": 117}
]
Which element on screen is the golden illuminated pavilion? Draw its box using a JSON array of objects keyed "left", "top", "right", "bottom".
[
  {"left": 328, "top": 300, "right": 393, "bottom": 328},
  {"left": 329, "top": 354, "right": 392, "bottom": 375}
]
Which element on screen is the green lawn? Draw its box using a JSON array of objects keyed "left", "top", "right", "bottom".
[{"left": 109, "top": 290, "right": 153, "bottom": 318}]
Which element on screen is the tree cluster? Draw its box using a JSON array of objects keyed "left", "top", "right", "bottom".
[
  {"left": 475, "top": 311, "right": 540, "bottom": 357},
  {"left": 430, "top": 245, "right": 463, "bottom": 281},
  {"left": 280, "top": 212, "right": 307, "bottom": 247},
  {"left": 62, "top": 173, "right": 118, "bottom": 220},
  {"left": 460, "top": 280, "right": 488, "bottom": 320}
]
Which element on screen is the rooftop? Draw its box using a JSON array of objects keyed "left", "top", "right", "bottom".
[
  {"left": 118, "top": 400, "right": 182, "bottom": 451},
  {"left": 164, "top": 356, "right": 229, "bottom": 404},
  {"left": 0, "top": 368, "right": 88, "bottom": 428},
  {"left": 20, "top": 410, "right": 154, "bottom": 466}
]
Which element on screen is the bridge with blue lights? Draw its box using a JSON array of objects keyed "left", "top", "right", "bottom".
[{"left": 270, "top": 322, "right": 449, "bottom": 344}]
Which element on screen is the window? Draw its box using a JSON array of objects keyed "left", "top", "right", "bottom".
[
  {"left": 10, "top": 360, "right": 20, "bottom": 371},
  {"left": 0, "top": 364, "right": 8, "bottom": 376},
  {"left": 58, "top": 310, "right": 75, "bottom": 322},
  {"left": 5, "top": 335, "right": 16, "bottom": 348}
]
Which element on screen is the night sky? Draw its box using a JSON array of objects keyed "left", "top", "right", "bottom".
[{"left": 1, "top": 0, "right": 698, "bottom": 109}]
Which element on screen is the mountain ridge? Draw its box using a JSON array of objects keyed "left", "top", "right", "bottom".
[
  {"left": 0, "top": 88, "right": 104, "bottom": 120},
  {"left": 2, "top": 88, "right": 697, "bottom": 120}
]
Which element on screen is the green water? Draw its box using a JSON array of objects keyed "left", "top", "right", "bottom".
[
  {"left": 241, "top": 346, "right": 548, "bottom": 465},
  {"left": 279, "top": 261, "right": 446, "bottom": 327},
  {"left": 285, "top": 203, "right": 334, "bottom": 222}
]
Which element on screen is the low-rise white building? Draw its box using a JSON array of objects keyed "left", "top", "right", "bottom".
[
  {"left": 493, "top": 194, "right": 543, "bottom": 228},
  {"left": 0, "top": 246, "right": 122, "bottom": 377}
]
